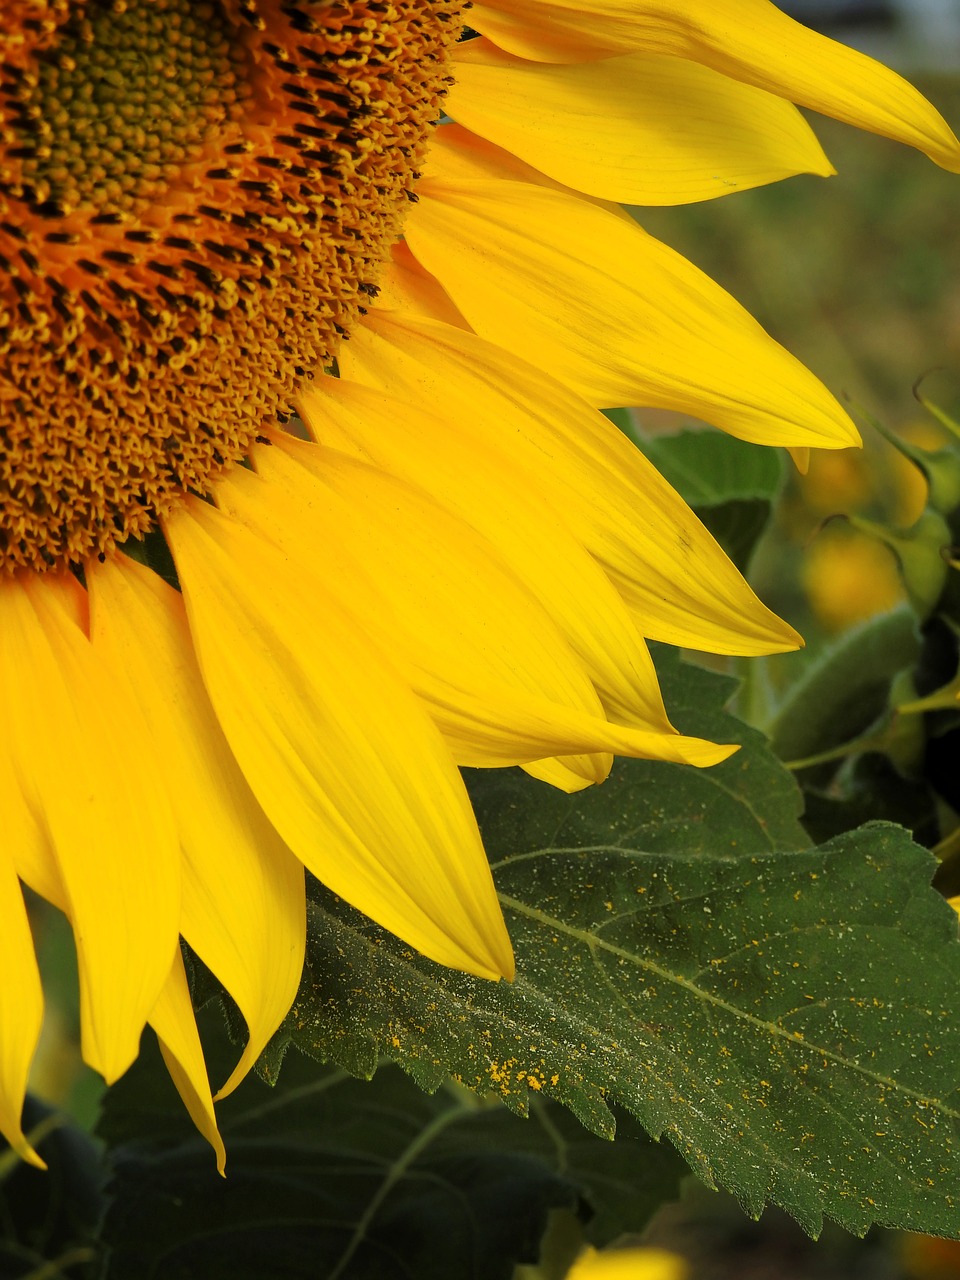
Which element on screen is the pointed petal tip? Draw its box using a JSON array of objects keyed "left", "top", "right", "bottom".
[
  {"left": 493, "top": 943, "right": 517, "bottom": 984},
  {"left": 672, "top": 738, "right": 740, "bottom": 768},
  {"left": 765, "top": 618, "right": 804, "bottom": 655},
  {"left": 213, "top": 1042, "right": 261, "bottom": 1103},
  {"left": 451, "top": 927, "right": 516, "bottom": 983},
  {"left": 1, "top": 1133, "right": 47, "bottom": 1171},
  {"left": 716, "top": 609, "right": 803, "bottom": 657},
  {"left": 81, "top": 1028, "right": 139, "bottom": 1089}
]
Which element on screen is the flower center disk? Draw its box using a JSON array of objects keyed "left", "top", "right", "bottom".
[{"left": 0, "top": 0, "right": 459, "bottom": 573}]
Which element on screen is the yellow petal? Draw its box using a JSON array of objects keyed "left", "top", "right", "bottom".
[
  {"left": 150, "top": 951, "right": 226, "bottom": 1175},
  {"left": 374, "top": 241, "right": 471, "bottom": 328},
  {"left": 224, "top": 447, "right": 731, "bottom": 774},
  {"left": 523, "top": 756, "right": 611, "bottom": 792},
  {"left": 427, "top": 121, "right": 587, "bottom": 190},
  {"left": 298, "top": 376, "right": 679, "bottom": 723},
  {"left": 221, "top": 446, "right": 730, "bottom": 771},
  {"left": 162, "top": 498, "right": 514, "bottom": 982},
  {"left": 340, "top": 312, "right": 799, "bottom": 656},
  {"left": 449, "top": 39, "right": 833, "bottom": 204},
  {"left": 0, "top": 573, "right": 180, "bottom": 1082},
  {"left": 0, "top": 848, "right": 44, "bottom": 1168},
  {"left": 88, "top": 555, "right": 306, "bottom": 1100},
  {"left": 467, "top": 0, "right": 960, "bottom": 172},
  {"left": 2, "top": 739, "right": 65, "bottom": 910},
  {"left": 407, "top": 168, "right": 859, "bottom": 449}
]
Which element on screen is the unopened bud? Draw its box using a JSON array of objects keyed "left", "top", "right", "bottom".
[
  {"left": 846, "top": 510, "right": 952, "bottom": 619},
  {"left": 864, "top": 406, "right": 960, "bottom": 515}
]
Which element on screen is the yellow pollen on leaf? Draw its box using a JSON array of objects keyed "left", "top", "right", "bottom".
[{"left": 0, "top": 0, "right": 461, "bottom": 574}]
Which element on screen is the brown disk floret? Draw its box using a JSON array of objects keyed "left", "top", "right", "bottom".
[{"left": 0, "top": 0, "right": 461, "bottom": 573}]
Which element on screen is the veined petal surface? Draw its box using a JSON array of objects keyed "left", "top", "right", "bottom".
[
  {"left": 223, "top": 445, "right": 730, "bottom": 769},
  {"left": 88, "top": 556, "right": 306, "bottom": 1098},
  {"left": 300, "top": 376, "right": 683, "bottom": 713},
  {"left": 227, "top": 448, "right": 646, "bottom": 744},
  {"left": 340, "top": 312, "right": 800, "bottom": 655},
  {"left": 0, "top": 574, "right": 180, "bottom": 1083},
  {"left": 163, "top": 498, "right": 514, "bottom": 983},
  {"left": 449, "top": 39, "right": 833, "bottom": 204},
  {"left": 467, "top": 0, "right": 960, "bottom": 171},
  {"left": 0, "top": 847, "right": 44, "bottom": 1167},
  {"left": 407, "top": 168, "right": 860, "bottom": 447}
]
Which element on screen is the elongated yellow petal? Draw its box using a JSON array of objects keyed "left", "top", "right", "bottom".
[
  {"left": 407, "top": 168, "right": 859, "bottom": 449},
  {"left": 220, "top": 446, "right": 730, "bottom": 771},
  {"left": 163, "top": 498, "right": 514, "bottom": 982},
  {"left": 298, "top": 377, "right": 682, "bottom": 714},
  {"left": 0, "top": 848, "right": 44, "bottom": 1168},
  {"left": 223, "top": 449, "right": 619, "bottom": 738},
  {"left": 0, "top": 574, "right": 180, "bottom": 1082},
  {"left": 449, "top": 39, "right": 833, "bottom": 204},
  {"left": 468, "top": 0, "right": 960, "bottom": 172},
  {"left": 88, "top": 556, "right": 306, "bottom": 1100},
  {"left": 0, "top": 747, "right": 68, "bottom": 1162},
  {"left": 340, "top": 312, "right": 799, "bottom": 656},
  {"left": 151, "top": 952, "right": 226, "bottom": 1175},
  {"left": 254, "top": 438, "right": 662, "bottom": 729}
]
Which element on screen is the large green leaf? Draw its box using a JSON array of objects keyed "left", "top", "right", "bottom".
[
  {"left": 97, "top": 1030, "right": 683, "bottom": 1279},
  {"left": 282, "top": 818, "right": 960, "bottom": 1239},
  {"left": 261, "top": 655, "right": 960, "bottom": 1240}
]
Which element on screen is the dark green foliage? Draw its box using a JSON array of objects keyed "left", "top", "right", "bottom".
[{"left": 97, "top": 1031, "right": 681, "bottom": 1280}]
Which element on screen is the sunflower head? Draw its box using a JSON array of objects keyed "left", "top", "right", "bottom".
[{"left": 0, "top": 0, "right": 459, "bottom": 574}]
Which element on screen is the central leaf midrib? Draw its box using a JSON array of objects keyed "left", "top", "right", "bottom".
[{"left": 496, "top": 892, "right": 960, "bottom": 1124}]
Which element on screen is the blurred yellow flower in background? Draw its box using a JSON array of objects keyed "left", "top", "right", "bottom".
[
  {"left": 566, "top": 1245, "right": 688, "bottom": 1280},
  {"left": 802, "top": 527, "right": 906, "bottom": 633},
  {"left": 796, "top": 418, "right": 953, "bottom": 632}
]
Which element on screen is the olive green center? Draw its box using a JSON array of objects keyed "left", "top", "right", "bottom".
[{"left": 12, "top": 0, "right": 244, "bottom": 216}]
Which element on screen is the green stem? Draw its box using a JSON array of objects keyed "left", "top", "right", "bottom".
[
  {"left": 785, "top": 732, "right": 889, "bottom": 773},
  {"left": 21, "top": 1248, "right": 96, "bottom": 1280},
  {"left": 328, "top": 1102, "right": 468, "bottom": 1280}
]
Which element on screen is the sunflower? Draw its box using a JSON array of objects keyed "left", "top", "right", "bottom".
[{"left": 1, "top": 0, "right": 957, "bottom": 1169}]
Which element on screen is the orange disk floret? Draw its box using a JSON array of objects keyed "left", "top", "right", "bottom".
[{"left": 0, "top": 0, "right": 461, "bottom": 573}]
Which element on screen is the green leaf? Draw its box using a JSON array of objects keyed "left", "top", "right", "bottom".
[
  {"left": 800, "top": 752, "right": 940, "bottom": 847},
  {"left": 97, "top": 1027, "right": 681, "bottom": 1279},
  {"left": 768, "top": 606, "right": 921, "bottom": 768},
  {"left": 0, "top": 1096, "right": 102, "bottom": 1278},
  {"left": 635, "top": 431, "right": 783, "bottom": 511},
  {"left": 635, "top": 430, "right": 784, "bottom": 570},
  {"left": 267, "top": 656, "right": 960, "bottom": 1240}
]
